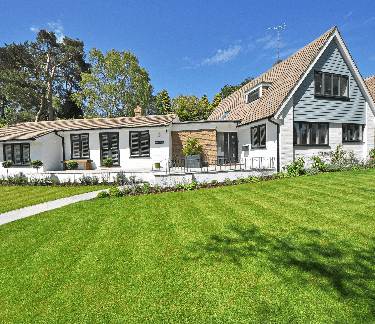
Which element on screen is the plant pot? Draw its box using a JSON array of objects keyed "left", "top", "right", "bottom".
[
  {"left": 185, "top": 155, "right": 201, "bottom": 168},
  {"left": 154, "top": 163, "right": 160, "bottom": 169}
]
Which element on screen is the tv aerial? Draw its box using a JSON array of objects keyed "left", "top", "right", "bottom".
[
  {"left": 267, "top": 22, "right": 286, "bottom": 61},
  {"left": 10, "top": 103, "right": 22, "bottom": 124}
]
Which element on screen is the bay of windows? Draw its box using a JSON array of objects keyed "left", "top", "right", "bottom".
[
  {"left": 130, "top": 131, "right": 150, "bottom": 157},
  {"left": 3, "top": 143, "right": 30, "bottom": 165},
  {"left": 342, "top": 124, "right": 363, "bottom": 142},
  {"left": 100, "top": 133, "right": 119, "bottom": 165},
  {"left": 294, "top": 122, "right": 328, "bottom": 146},
  {"left": 315, "top": 71, "right": 349, "bottom": 98},
  {"left": 71, "top": 134, "right": 90, "bottom": 159},
  {"left": 251, "top": 124, "right": 266, "bottom": 148}
]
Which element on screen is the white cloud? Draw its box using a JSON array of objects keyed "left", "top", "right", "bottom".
[
  {"left": 256, "top": 34, "right": 272, "bottom": 44},
  {"left": 30, "top": 26, "right": 39, "bottom": 33},
  {"left": 47, "top": 20, "right": 64, "bottom": 42},
  {"left": 202, "top": 45, "right": 242, "bottom": 65},
  {"left": 345, "top": 11, "right": 353, "bottom": 18},
  {"left": 272, "top": 47, "right": 301, "bottom": 60},
  {"left": 363, "top": 17, "right": 375, "bottom": 26}
]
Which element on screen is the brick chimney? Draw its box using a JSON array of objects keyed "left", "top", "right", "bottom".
[{"left": 134, "top": 105, "right": 143, "bottom": 117}]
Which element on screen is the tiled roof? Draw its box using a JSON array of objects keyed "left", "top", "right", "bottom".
[
  {"left": 208, "top": 26, "right": 337, "bottom": 126},
  {"left": 0, "top": 114, "right": 178, "bottom": 141},
  {"left": 365, "top": 75, "right": 375, "bottom": 104}
]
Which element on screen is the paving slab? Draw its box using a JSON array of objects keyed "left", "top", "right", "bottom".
[{"left": 0, "top": 189, "right": 109, "bottom": 226}]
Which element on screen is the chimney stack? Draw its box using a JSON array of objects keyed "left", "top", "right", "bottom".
[{"left": 134, "top": 105, "right": 143, "bottom": 117}]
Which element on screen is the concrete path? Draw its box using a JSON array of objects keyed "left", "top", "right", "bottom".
[{"left": 0, "top": 189, "right": 109, "bottom": 226}]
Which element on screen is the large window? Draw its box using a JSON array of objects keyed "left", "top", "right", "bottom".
[
  {"left": 71, "top": 134, "right": 90, "bottom": 159},
  {"left": 315, "top": 71, "right": 349, "bottom": 98},
  {"left": 251, "top": 124, "right": 266, "bottom": 148},
  {"left": 246, "top": 88, "right": 260, "bottom": 104},
  {"left": 294, "top": 122, "right": 329, "bottom": 146},
  {"left": 130, "top": 131, "right": 150, "bottom": 157},
  {"left": 342, "top": 124, "right": 363, "bottom": 142},
  {"left": 3, "top": 143, "right": 30, "bottom": 165},
  {"left": 100, "top": 133, "right": 119, "bottom": 165}
]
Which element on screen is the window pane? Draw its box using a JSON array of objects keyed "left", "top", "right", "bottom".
[
  {"left": 324, "top": 74, "right": 332, "bottom": 95},
  {"left": 23, "top": 145, "right": 30, "bottom": 163},
  {"left": 81, "top": 135, "right": 89, "bottom": 158},
  {"left": 72, "top": 141, "right": 80, "bottom": 158},
  {"left": 4, "top": 145, "right": 12, "bottom": 161},
  {"left": 332, "top": 75, "right": 339, "bottom": 96},
  {"left": 301, "top": 124, "right": 309, "bottom": 145},
  {"left": 311, "top": 124, "right": 319, "bottom": 144},
  {"left": 349, "top": 125, "right": 355, "bottom": 141},
  {"left": 14, "top": 144, "right": 21, "bottom": 164},
  {"left": 341, "top": 76, "right": 348, "bottom": 97},
  {"left": 315, "top": 72, "right": 322, "bottom": 94},
  {"left": 260, "top": 125, "right": 266, "bottom": 146},
  {"left": 247, "top": 89, "right": 259, "bottom": 104},
  {"left": 358, "top": 125, "right": 363, "bottom": 141},
  {"left": 293, "top": 123, "right": 300, "bottom": 145},
  {"left": 110, "top": 134, "right": 119, "bottom": 164},
  {"left": 140, "top": 131, "right": 149, "bottom": 156},
  {"left": 130, "top": 133, "right": 139, "bottom": 156},
  {"left": 319, "top": 124, "right": 328, "bottom": 144},
  {"left": 342, "top": 124, "right": 348, "bottom": 141},
  {"left": 252, "top": 127, "right": 258, "bottom": 147}
]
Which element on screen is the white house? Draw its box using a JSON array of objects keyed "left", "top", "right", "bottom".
[
  {"left": 208, "top": 26, "right": 375, "bottom": 171},
  {"left": 0, "top": 26, "right": 374, "bottom": 180}
]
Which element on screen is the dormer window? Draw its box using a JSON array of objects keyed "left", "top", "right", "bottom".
[
  {"left": 246, "top": 89, "right": 259, "bottom": 104},
  {"left": 245, "top": 82, "right": 272, "bottom": 105},
  {"left": 221, "top": 111, "right": 230, "bottom": 120}
]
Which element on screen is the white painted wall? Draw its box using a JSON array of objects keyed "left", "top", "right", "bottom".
[
  {"left": 366, "top": 102, "right": 375, "bottom": 157},
  {"left": 279, "top": 97, "right": 294, "bottom": 168}
]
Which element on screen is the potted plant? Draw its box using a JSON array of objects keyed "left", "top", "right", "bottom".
[
  {"left": 30, "top": 160, "right": 43, "bottom": 173},
  {"left": 182, "top": 137, "right": 202, "bottom": 168},
  {"left": 103, "top": 158, "right": 114, "bottom": 168},
  {"left": 66, "top": 160, "right": 79, "bottom": 170},
  {"left": 154, "top": 162, "right": 161, "bottom": 169}
]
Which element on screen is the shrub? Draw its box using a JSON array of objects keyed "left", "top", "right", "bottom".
[
  {"left": 182, "top": 138, "right": 202, "bottom": 156},
  {"left": 79, "top": 176, "right": 92, "bottom": 186},
  {"left": 225, "top": 178, "right": 233, "bottom": 185},
  {"left": 30, "top": 160, "right": 43, "bottom": 172},
  {"left": 51, "top": 178, "right": 59, "bottom": 185},
  {"left": 130, "top": 184, "right": 140, "bottom": 195},
  {"left": 103, "top": 158, "right": 114, "bottom": 168},
  {"left": 174, "top": 183, "right": 184, "bottom": 191},
  {"left": 122, "top": 187, "right": 131, "bottom": 195},
  {"left": 97, "top": 191, "right": 110, "bottom": 198},
  {"left": 2, "top": 160, "right": 13, "bottom": 168},
  {"left": 92, "top": 176, "right": 99, "bottom": 185},
  {"left": 370, "top": 149, "right": 375, "bottom": 159},
  {"left": 311, "top": 155, "right": 328, "bottom": 172},
  {"left": 211, "top": 180, "right": 218, "bottom": 186},
  {"left": 285, "top": 157, "right": 305, "bottom": 177},
  {"left": 141, "top": 183, "right": 151, "bottom": 194},
  {"left": 184, "top": 180, "right": 197, "bottom": 191},
  {"left": 108, "top": 187, "right": 122, "bottom": 197},
  {"left": 66, "top": 160, "right": 78, "bottom": 170},
  {"left": 154, "top": 185, "right": 162, "bottom": 193},
  {"left": 236, "top": 178, "right": 245, "bottom": 185},
  {"left": 198, "top": 181, "right": 208, "bottom": 188}
]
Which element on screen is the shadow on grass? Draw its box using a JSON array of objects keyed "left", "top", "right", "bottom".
[{"left": 185, "top": 225, "right": 375, "bottom": 312}]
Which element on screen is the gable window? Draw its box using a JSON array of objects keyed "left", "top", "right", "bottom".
[
  {"left": 100, "top": 133, "right": 119, "bottom": 165},
  {"left": 315, "top": 71, "right": 349, "bottom": 98},
  {"left": 246, "top": 88, "right": 260, "bottom": 104},
  {"left": 71, "top": 134, "right": 90, "bottom": 159},
  {"left": 130, "top": 131, "right": 150, "bottom": 157},
  {"left": 251, "top": 124, "right": 266, "bottom": 148},
  {"left": 342, "top": 124, "right": 363, "bottom": 142},
  {"left": 293, "top": 122, "right": 329, "bottom": 146},
  {"left": 3, "top": 143, "right": 30, "bottom": 165}
]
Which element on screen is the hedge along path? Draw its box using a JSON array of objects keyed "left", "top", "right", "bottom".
[{"left": 0, "top": 188, "right": 112, "bottom": 226}]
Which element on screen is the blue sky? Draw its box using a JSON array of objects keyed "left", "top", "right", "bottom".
[{"left": 1, "top": 0, "right": 374, "bottom": 102}]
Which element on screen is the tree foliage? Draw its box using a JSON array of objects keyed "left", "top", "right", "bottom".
[
  {"left": 0, "top": 30, "right": 88, "bottom": 122},
  {"left": 73, "top": 48, "right": 153, "bottom": 118},
  {"left": 219, "top": 77, "right": 254, "bottom": 99},
  {"left": 155, "top": 89, "right": 172, "bottom": 115},
  {"left": 211, "top": 93, "right": 222, "bottom": 111}
]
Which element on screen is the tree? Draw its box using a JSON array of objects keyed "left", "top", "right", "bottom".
[
  {"left": 73, "top": 48, "right": 153, "bottom": 118},
  {"left": 219, "top": 77, "right": 254, "bottom": 99},
  {"left": 200, "top": 94, "right": 214, "bottom": 120},
  {"left": 171, "top": 94, "right": 203, "bottom": 122},
  {"left": 211, "top": 93, "right": 222, "bottom": 111},
  {"left": 155, "top": 89, "right": 172, "bottom": 115},
  {"left": 0, "top": 30, "right": 88, "bottom": 122}
]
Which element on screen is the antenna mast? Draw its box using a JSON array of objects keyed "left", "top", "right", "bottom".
[{"left": 267, "top": 22, "right": 286, "bottom": 61}]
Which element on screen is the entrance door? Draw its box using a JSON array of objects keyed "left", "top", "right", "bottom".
[{"left": 217, "top": 132, "right": 238, "bottom": 165}]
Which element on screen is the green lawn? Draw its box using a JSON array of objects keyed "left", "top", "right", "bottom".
[
  {"left": 1, "top": 170, "right": 375, "bottom": 323},
  {"left": 0, "top": 185, "right": 110, "bottom": 213}
]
